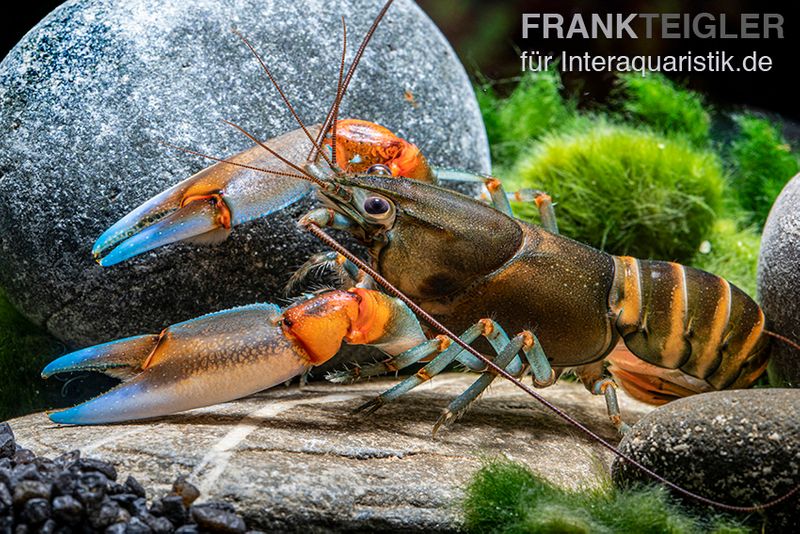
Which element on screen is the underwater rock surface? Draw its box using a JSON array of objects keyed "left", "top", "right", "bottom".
[
  {"left": 10, "top": 377, "right": 653, "bottom": 532},
  {"left": 0, "top": 0, "right": 489, "bottom": 347},
  {"left": 759, "top": 172, "right": 800, "bottom": 387},
  {"left": 612, "top": 389, "right": 800, "bottom": 530}
]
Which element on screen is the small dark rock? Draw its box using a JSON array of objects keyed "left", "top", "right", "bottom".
[
  {"left": 130, "top": 497, "right": 150, "bottom": 518},
  {"left": 53, "top": 450, "right": 80, "bottom": 470},
  {"left": 108, "top": 481, "right": 127, "bottom": 495},
  {"left": 90, "top": 500, "right": 123, "bottom": 529},
  {"left": 0, "top": 424, "right": 15, "bottom": 459},
  {"left": 144, "top": 515, "right": 174, "bottom": 534},
  {"left": 171, "top": 477, "right": 199, "bottom": 507},
  {"left": 39, "top": 519, "right": 57, "bottom": 534},
  {"left": 125, "top": 516, "right": 153, "bottom": 534},
  {"left": 174, "top": 526, "right": 199, "bottom": 534},
  {"left": 12, "top": 463, "right": 43, "bottom": 483},
  {"left": 12, "top": 449, "right": 35, "bottom": 465},
  {"left": 151, "top": 495, "right": 187, "bottom": 525},
  {"left": 0, "top": 482, "right": 12, "bottom": 510},
  {"left": 13, "top": 480, "right": 52, "bottom": 505},
  {"left": 110, "top": 493, "right": 138, "bottom": 512},
  {"left": 78, "top": 458, "right": 118, "bottom": 481},
  {"left": 76, "top": 486, "right": 106, "bottom": 508},
  {"left": 33, "top": 457, "right": 56, "bottom": 477},
  {"left": 124, "top": 476, "right": 146, "bottom": 499},
  {"left": 106, "top": 523, "right": 128, "bottom": 534},
  {"left": 76, "top": 471, "right": 109, "bottom": 507},
  {"left": 52, "top": 471, "right": 79, "bottom": 496},
  {"left": 612, "top": 389, "right": 800, "bottom": 530},
  {"left": 52, "top": 495, "right": 84, "bottom": 525},
  {"left": 191, "top": 504, "right": 247, "bottom": 534},
  {"left": 22, "top": 497, "right": 51, "bottom": 524}
]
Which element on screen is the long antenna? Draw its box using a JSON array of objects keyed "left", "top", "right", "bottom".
[
  {"left": 302, "top": 222, "right": 799, "bottom": 513},
  {"left": 220, "top": 119, "right": 328, "bottom": 188},
  {"left": 329, "top": 17, "right": 348, "bottom": 169},
  {"left": 232, "top": 29, "right": 335, "bottom": 170},
  {"left": 766, "top": 329, "right": 800, "bottom": 352},
  {"left": 308, "top": 0, "right": 397, "bottom": 163},
  {"left": 158, "top": 141, "right": 312, "bottom": 182}
]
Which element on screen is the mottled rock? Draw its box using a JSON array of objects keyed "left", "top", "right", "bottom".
[
  {"left": 0, "top": 0, "right": 489, "bottom": 348},
  {"left": 22, "top": 497, "right": 51, "bottom": 524},
  {"left": 759, "top": 172, "right": 800, "bottom": 387},
  {"left": 612, "top": 389, "right": 800, "bottom": 530},
  {"left": 10, "top": 376, "right": 653, "bottom": 532},
  {"left": 191, "top": 504, "right": 247, "bottom": 533},
  {"left": 0, "top": 424, "right": 14, "bottom": 459},
  {"left": 51, "top": 495, "right": 84, "bottom": 525}
]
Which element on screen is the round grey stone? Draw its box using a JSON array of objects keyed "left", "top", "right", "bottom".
[
  {"left": 612, "top": 389, "right": 800, "bottom": 530},
  {"left": 759, "top": 172, "right": 800, "bottom": 387},
  {"left": 0, "top": 0, "right": 489, "bottom": 347}
]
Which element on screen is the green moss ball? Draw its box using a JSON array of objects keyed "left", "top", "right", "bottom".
[{"left": 507, "top": 124, "right": 724, "bottom": 263}]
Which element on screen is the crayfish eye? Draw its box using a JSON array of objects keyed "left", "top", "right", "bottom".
[
  {"left": 367, "top": 164, "right": 392, "bottom": 176},
  {"left": 364, "top": 196, "right": 391, "bottom": 215}
]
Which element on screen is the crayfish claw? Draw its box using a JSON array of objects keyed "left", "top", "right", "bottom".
[
  {"left": 42, "top": 303, "right": 310, "bottom": 425},
  {"left": 93, "top": 130, "right": 317, "bottom": 266}
]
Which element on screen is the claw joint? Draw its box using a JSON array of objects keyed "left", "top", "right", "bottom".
[
  {"left": 521, "top": 331, "right": 535, "bottom": 350},
  {"left": 479, "top": 319, "right": 495, "bottom": 337},
  {"left": 436, "top": 335, "right": 452, "bottom": 352},
  {"left": 534, "top": 193, "right": 552, "bottom": 208}
]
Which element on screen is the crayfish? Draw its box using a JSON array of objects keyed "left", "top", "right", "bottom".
[
  {"left": 43, "top": 0, "right": 786, "bottom": 431},
  {"left": 41, "top": 0, "right": 798, "bottom": 513}
]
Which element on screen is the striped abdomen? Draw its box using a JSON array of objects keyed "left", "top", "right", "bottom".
[{"left": 607, "top": 257, "right": 770, "bottom": 404}]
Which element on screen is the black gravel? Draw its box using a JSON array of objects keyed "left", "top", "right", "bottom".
[{"left": 0, "top": 422, "right": 262, "bottom": 533}]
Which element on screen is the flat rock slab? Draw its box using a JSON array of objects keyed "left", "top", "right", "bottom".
[{"left": 10, "top": 375, "right": 653, "bottom": 532}]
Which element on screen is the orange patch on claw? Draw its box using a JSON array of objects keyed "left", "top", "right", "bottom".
[
  {"left": 180, "top": 193, "right": 231, "bottom": 229},
  {"left": 328, "top": 119, "right": 435, "bottom": 182},
  {"left": 345, "top": 288, "right": 394, "bottom": 346},
  {"left": 281, "top": 290, "right": 361, "bottom": 365}
]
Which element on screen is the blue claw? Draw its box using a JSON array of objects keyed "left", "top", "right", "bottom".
[
  {"left": 42, "top": 303, "right": 310, "bottom": 425},
  {"left": 93, "top": 133, "right": 315, "bottom": 266}
]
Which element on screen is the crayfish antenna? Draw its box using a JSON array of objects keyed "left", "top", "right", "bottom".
[
  {"left": 329, "top": 16, "right": 348, "bottom": 170},
  {"left": 308, "top": 0, "right": 397, "bottom": 164},
  {"left": 765, "top": 329, "right": 800, "bottom": 352},
  {"left": 231, "top": 28, "right": 334, "bottom": 170}
]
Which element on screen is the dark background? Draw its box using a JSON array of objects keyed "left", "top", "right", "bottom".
[{"left": 2, "top": 0, "right": 798, "bottom": 120}]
